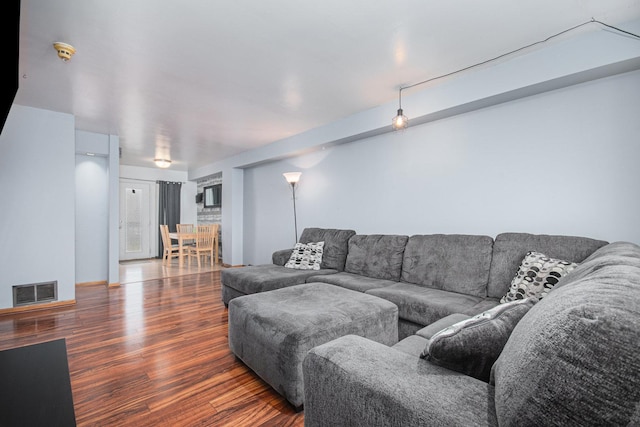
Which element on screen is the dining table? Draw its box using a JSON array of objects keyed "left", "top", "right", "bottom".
[
  {"left": 168, "top": 231, "right": 198, "bottom": 267},
  {"left": 168, "top": 227, "right": 219, "bottom": 267}
]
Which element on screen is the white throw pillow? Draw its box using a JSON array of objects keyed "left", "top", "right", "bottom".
[
  {"left": 500, "top": 251, "right": 577, "bottom": 303},
  {"left": 284, "top": 241, "right": 324, "bottom": 270}
]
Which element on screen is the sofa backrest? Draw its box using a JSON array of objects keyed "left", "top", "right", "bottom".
[
  {"left": 491, "top": 241, "right": 640, "bottom": 426},
  {"left": 299, "top": 227, "right": 356, "bottom": 271},
  {"left": 400, "top": 234, "right": 494, "bottom": 298},
  {"left": 486, "top": 232, "right": 608, "bottom": 299},
  {"left": 344, "top": 234, "right": 408, "bottom": 281}
]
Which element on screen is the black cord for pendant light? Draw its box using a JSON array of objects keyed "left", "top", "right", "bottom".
[{"left": 392, "top": 18, "right": 640, "bottom": 130}]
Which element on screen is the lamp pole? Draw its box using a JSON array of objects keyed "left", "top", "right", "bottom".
[
  {"left": 283, "top": 172, "right": 302, "bottom": 244},
  {"left": 291, "top": 182, "right": 298, "bottom": 243}
]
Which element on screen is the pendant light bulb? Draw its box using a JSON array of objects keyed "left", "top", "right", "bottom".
[
  {"left": 392, "top": 108, "right": 408, "bottom": 130},
  {"left": 392, "top": 88, "right": 408, "bottom": 130}
]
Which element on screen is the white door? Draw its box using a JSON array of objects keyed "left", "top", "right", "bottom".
[{"left": 119, "top": 181, "right": 153, "bottom": 260}]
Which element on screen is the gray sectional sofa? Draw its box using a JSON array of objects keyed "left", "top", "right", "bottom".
[
  {"left": 221, "top": 228, "right": 355, "bottom": 305},
  {"left": 303, "top": 240, "right": 640, "bottom": 426},
  {"left": 222, "top": 228, "right": 640, "bottom": 424},
  {"left": 222, "top": 228, "right": 607, "bottom": 339}
]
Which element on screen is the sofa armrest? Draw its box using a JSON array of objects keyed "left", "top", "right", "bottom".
[
  {"left": 303, "top": 335, "right": 497, "bottom": 427},
  {"left": 272, "top": 248, "right": 293, "bottom": 266}
]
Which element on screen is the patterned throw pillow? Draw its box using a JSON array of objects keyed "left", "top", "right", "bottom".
[
  {"left": 500, "top": 251, "right": 578, "bottom": 303},
  {"left": 284, "top": 241, "right": 324, "bottom": 270},
  {"left": 421, "top": 298, "right": 536, "bottom": 382}
]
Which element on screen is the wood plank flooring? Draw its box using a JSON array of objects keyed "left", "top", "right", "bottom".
[
  {"left": 0, "top": 271, "right": 305, "bottom": 426},
  {"left": 118, "top": 257, "right": 223, "bottom": 285}
]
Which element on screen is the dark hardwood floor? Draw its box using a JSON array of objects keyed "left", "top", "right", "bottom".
[{"left": 0, "top": 271, "right": 305, "bottom": 426}]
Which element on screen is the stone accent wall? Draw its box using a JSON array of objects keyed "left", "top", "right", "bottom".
[{"left": 197, "top": 172, "right": 222, "bottom": 259}]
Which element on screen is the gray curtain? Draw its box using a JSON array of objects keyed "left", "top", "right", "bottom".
[{"left": 158, "top": 181, "right": 182, "bottom": 257}]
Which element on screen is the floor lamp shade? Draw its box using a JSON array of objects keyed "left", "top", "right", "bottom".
[{"left": 283, "top": 172, "right": 302, "bottom": 184}]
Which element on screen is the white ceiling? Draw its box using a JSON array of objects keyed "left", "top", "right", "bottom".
[{"left": 15, "top": 0, "right": 640, "bottom": 171}]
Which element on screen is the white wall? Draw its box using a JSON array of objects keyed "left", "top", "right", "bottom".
[
  {"left": 75, "top": 130, "right": 120, "bottom": 285},
  {"left": 190, "top": 20, "right": 640, "bottom": 266},
  {"left": 75, "top": 154, "right": 109, "bottom": 283},
  {"left": 243, "top": 70, "right": 640, "bottom": 265},
  {"left": 0, "top": 105, "right": 76, "bottom": 308}
]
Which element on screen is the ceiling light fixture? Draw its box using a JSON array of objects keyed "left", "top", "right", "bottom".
[
  {"left": 154, "top": 158, "right": 172, "bottom": 168},
  {"left": 53, "top": 42, "right": 76, "bottom": 62},
  {"left": 391, "top": 18, "right": 640, "bottom": 131}
]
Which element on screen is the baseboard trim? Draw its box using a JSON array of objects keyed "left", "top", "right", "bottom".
[
  {"left": 76, "top": 280, "right": 108, "bottom": 286},
  {"left": 222, "top": 263, "right": 245, "bottom": 268},
  {"left": 108, "top": 282, "right": 121, "bottom": 288},
  {"left": 0, "top": 299, "right": 76, "bottom": 316}
]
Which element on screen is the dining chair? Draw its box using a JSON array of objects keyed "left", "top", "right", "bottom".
[
  {"left": 211, "top": 223, "right": 220, "bottom": 264},
  {"left": 177, "top": 223, "right": 196, "bottom": 246},
  {"left": 198, "top": 223, "right": 214, "bottom": 236},
  {"left": 188, "top": 224, "right": 216, "bottom": 267},
  {"left": 160, "top": 224, "right": 184, "bottom": 265},
  {"left": 198, "top": 223, "right": 220, "bottom": 264}
]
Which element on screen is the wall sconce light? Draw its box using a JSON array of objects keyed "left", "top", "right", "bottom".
[
  {"left": 154, "top": 158, "right": 172, "bottom": 168},
  {"left": 283, "top": 172, "right": 302, "bottom": 243},
  {"left": 53, "top": 42, "right": 76, "bottom": 62}
]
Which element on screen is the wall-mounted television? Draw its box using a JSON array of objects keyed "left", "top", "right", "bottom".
[{"left": 203, "top": 184, "right": 221, "bottom": 208}]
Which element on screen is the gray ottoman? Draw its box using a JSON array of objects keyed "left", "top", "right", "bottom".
[{"left": 228, "top": 282, "right": 398, "bottom": 409}]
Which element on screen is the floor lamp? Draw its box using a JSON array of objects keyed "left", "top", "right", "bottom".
[{"left": 283, "top": 172, "right": 302, "bottom": 243}]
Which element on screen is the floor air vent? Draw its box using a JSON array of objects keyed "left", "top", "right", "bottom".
[{"left": 13, "top": 281, "right": 58, "bottom": 307}]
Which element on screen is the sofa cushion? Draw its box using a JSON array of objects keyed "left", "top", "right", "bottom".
[
  {"left": 303, "top": 335, "right": 498, "bottom": 427},
  {"left": 553, "top": 241, "right": 640, "bottom": 290},
  {"left": 460, "top": 299, "right": 501, "bottom": 316},
  {"left": 392, "top": 334, "right": 429, "bottom": 357},
  {"left": 500, "top": 251, "right": 577, "bottom": 303},
  {"left": 366, "top": 282, "right": 483, "bottom": 326},
  {"left": 272, "top": 248, "right": 294, "bottom": 266},
  {"left": 344, "top": 234, "right": 408, "bottom": 281},
  {"left": 284, "top": 241, "right": 324, "bottom": 270},
  {"left": 422, "top": 298, "right": 536, "bottom": 382},
  {"left": 415, "top": 313, "right": 472, "bottom": 340},
  {"left": 398, "top": 319, "right": 424, "bottom": 341},
  {"left": 306, "top": 272, "right": 398, "bottom": 293},
  {"left": 486, "top": 232, "right": 607, "bottom": 298},
  {"left": 298, "top": 228, "right": 356, "bottom": 271},
  {"left": 401, "top": 234, "right": 494, "bottom": 297},
  {"left": 220, "top": 264, "right": 337, "bottom": 297},
  {"left": 492, "top": 241, "right": 640, "bottom": 426}
]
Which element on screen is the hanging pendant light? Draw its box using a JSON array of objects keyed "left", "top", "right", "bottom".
[
  {"left": 392, "top": 89, "right": 408, "bottom": 130},
  {"left": 389, "top": 20, "right": 640, "bottom": 132}
]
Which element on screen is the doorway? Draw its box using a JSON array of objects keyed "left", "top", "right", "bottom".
[{"left": 119, "top": 180, "right": 155, "bottom": 261}]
